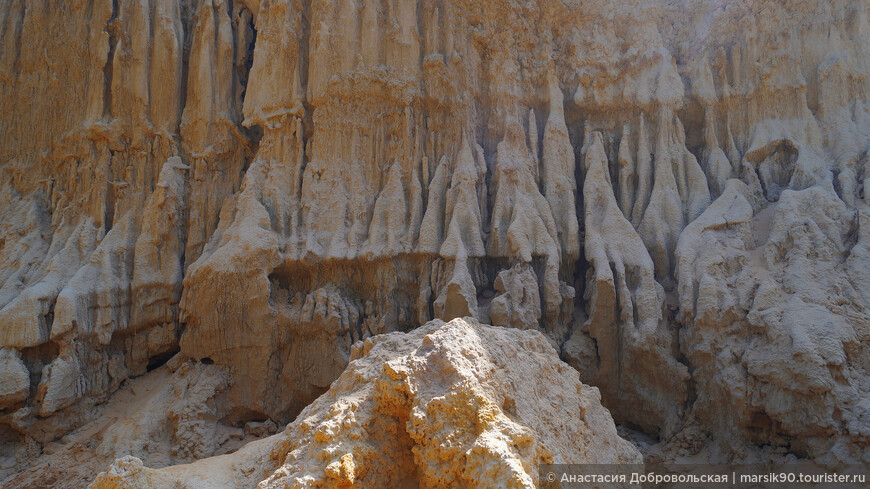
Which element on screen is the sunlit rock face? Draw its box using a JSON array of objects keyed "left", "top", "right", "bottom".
[
  {"left": 1, "top": 0, "right": 870, "bottom": 484},
  {"left": 90, "top": 318, "right": 643, "bottom": 489}
]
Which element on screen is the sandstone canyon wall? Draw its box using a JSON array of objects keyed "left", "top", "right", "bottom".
[{"left": 1, "top": 0, "right": 870, "bottom": 484}]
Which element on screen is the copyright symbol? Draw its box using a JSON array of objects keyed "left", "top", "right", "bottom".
[{"left": 547, "top": 472, "right": 556, "bottom": 482}]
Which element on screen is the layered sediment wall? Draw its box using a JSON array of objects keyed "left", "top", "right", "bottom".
[{"left": 1, "top": 0, "right": 869, "bottom": 480}]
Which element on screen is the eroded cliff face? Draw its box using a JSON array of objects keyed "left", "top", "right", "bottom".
[{"left": 1, "top": 0, "right": 869, "bottom": 481}]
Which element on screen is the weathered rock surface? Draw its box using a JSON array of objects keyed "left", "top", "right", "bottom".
[
  {"left": 1, "top": 0, "right": 870, "bottom": 484},
  {"left": 89, "top": 318, "right": 641, "bottom": 489},
  {"left": 3, "top": 356, "right": 250, "bottom": 489}
]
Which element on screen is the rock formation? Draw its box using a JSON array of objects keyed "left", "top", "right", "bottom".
[
  {"left": 86, "top": 318, "right": 640, "bottom": 489},
  {"left": 1, "top": 0, "right": 869, "bottom": 485}
]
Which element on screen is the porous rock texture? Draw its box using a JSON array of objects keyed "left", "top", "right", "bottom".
[
  {"left": 1, "top": 0, "right": 870, "bottom": 485},
  {"left": 88, "top": 318, "right": 641, "bottom": 488}
]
